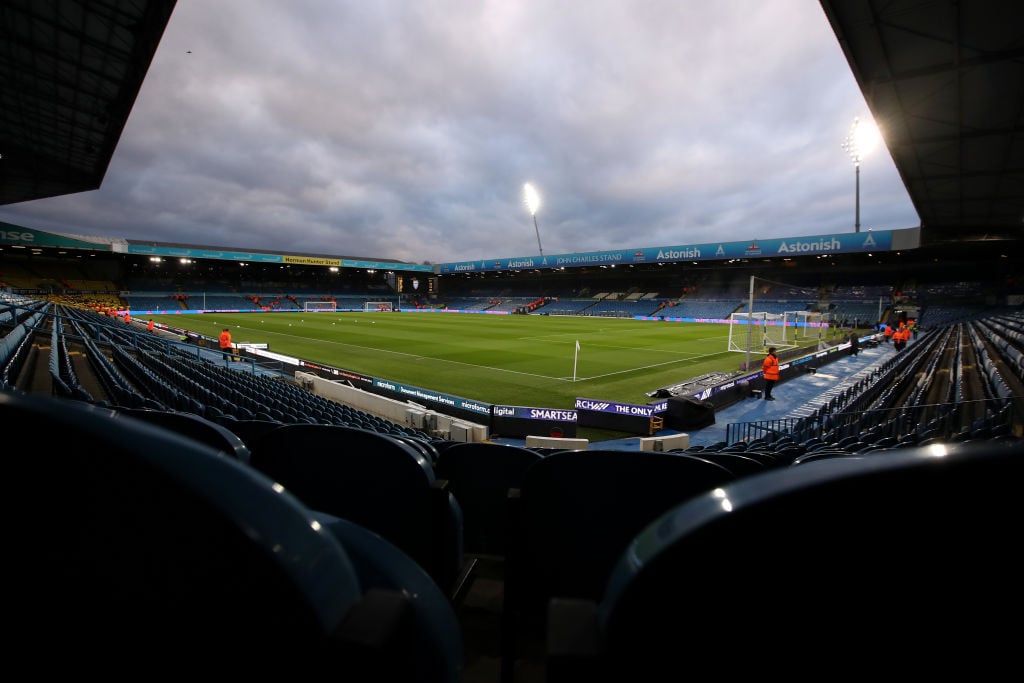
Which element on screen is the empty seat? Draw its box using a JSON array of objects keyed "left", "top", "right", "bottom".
[
  {"left": 799, "top": 436, "right": 826, "bottom": 451},
  {"left": 392, "top": 433, "right": 442, "bottom": 466},
  {"left": 695, "top": 450, "right": 768, "bottom": 477},
  {"left": 247, "top": 423, "right": 466, "bottom": 597},
  {"left": 546, "top": 439, "right": 1024, "bottom": 680},
  {"left": 789, "top": 448, "right": 859, "bottom": 465},
  {"left": 1, "top": 388, "right": 457, "bottom": 675},
  {"left": 735, "top": 449, "right": 783, "bottom": 468},
  {"left": 220, "top": 418, "right": 285, "bottom": 448},
  {"left": 502, "top": 449, "right": 734, "bottom": 679},
  {"left": 434, "top": 442, "right": 544, "bottom": 558},
  {"left": 114, "top": 406, "right": 252, "bottom": 461},
  {"left": 315, "top": 513, "right": 464, "bottom": 683}
]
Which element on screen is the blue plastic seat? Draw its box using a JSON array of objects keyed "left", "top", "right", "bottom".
[
  {"left": 247, "top": 423, "right": 466, "bottom": 598},
  {"left": 697, "top": 449, "right": 769, "bottom": 477},
  {"left": 433, "top": 442, "right": 544, "bottom": 558},
  {"left": 315, "top": 513, "right": 464, "bottom": 683},
  {"left": 1, "top": 388, "right": 457, "bottom": 674},
  {"left": 114, "top": 406, "right": 252, "bottom": 461},
  {"left": 545, "top": 439, "right": 1024, "bottom": 680},
  {"left": 218, "top": 417, "right": 284, "bottom": 447},
  {"left": 789, "top": 448, "right": 859, "bottom": 465},
  {"left": 503, "top": 449, "right": 734, "bottom": 679}
]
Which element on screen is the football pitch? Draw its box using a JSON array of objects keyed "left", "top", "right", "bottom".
[{"left": 153, "top": 310, "right": 797, "bottom": 410}]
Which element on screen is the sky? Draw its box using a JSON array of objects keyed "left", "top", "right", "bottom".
[{"left": 0, "top": 0, "right": 921, "bottom": 265}]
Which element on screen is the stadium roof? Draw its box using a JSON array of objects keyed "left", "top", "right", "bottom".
[
  {"left": 820, "top": 0, "right": 1024, "bottom": 246},
  {"left": 2, "top": 0, "right": 1022, "bottom": 249},
  {"left": 0, "top": 0, "right": 175, "bottom": 205}
]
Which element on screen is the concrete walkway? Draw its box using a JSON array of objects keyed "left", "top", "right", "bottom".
[{"left": 493, "top": 339, "right": 900, "bottom": 451}]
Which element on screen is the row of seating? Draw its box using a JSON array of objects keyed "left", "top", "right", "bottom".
[
  {"left": 6, "top": 366, "right": 1015, "bottom": 679},
  {"left": 745, "top": 317, "right": 1022, "bottom": 448},
  {"left": 2, "top": 388, "right": 463, "bottom": 679},
  {"left": 452, "top": 432, "right": 1024, "bottom": 678},
  {"left": 51, "top": 303, "right": 439, "bottom": 443},
  {"left": 545, "top": 437, "right": 1024, "bottom": 679},
  {"left": 6, "top": 295, "right": 1024, "bottom": 680},
  {"left": 246, "top": 422, "right": 469, "bottom": 599},
  {"left": 94, "top": 404, "right": 467, "bottom": 601}
]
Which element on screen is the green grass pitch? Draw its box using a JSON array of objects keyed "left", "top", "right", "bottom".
[{"left": 153, "top": 310, "right": 784, "bottom": 410}]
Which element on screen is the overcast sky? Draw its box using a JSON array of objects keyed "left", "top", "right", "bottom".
[{"left": 0, "top": 0, "right": 920, "bottom": 265}]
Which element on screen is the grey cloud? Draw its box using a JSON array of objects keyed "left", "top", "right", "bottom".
[{"left": 0, "top": 0, "right": 918, "bottom": 264}]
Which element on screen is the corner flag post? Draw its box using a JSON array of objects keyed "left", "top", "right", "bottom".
[{"left": 573, "top": 340, "right": 580, "bottom": 381}]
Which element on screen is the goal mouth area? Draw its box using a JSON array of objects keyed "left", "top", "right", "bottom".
[
  {"left": 363, "top": 301, "right": 395, "bottom": 312},
  {"left": 303, "top": 301, "right": 337, "bottom": 312},
  {"left": 726, "top": 311, "right": 796, "bottom": 353}
]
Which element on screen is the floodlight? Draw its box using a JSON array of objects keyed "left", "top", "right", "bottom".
[
  {"left": 523, "top": 182, "right": 544, "bottom": 256},
  {"left": 841, "top": 117, "right": 880, "bottom": 233}
]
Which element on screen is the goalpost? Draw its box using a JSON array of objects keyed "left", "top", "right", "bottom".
[
  {"left": 303, "top": 300, "right": 337, "bottom": 312},
  {"left": 363, "top": 301, "right": 395, "bottom": 312},
  {"left": 731, "top": 275, "right": 827, "bottom": 367},
  {"left": 727, "top": 311, "right": 795, "bottom": 353},
  {"left": 782, "top": 310, "right": 826, "bottom": 344}
]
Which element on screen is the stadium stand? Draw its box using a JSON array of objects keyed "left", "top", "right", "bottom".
[
  {"left": 2, "top": 2, "right": 1022, "bottom": 680},
  {"left": 433, "top": 442, "right": 545, "bottom": 558},
  {"left": 500, "top": 449, "right": 736, "bottom": 681},
  {"left": 3, "top": 279, "right": 1021, "bottom": 683},
  {"left": 545, "top": 439, "right": 1024, "bottom": 680},
  {"left": 2, "top": 388, "right": 464, "bottom": 677},
  {"left": 246, "top": 422, "right": 470, "bottom": 600}
]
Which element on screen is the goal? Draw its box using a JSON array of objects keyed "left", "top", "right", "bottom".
[
  {"left": 303, "top": 301, "right": 337, "bottom": 312},
  {"left": 727, "top": 311, "right": 794, "bottom": 353},
  {"left": 363, "top": 301, "right": 395, "bottom": 312},
  {"left": 782, "top": 310, "right": 826, "bottom": 343}
]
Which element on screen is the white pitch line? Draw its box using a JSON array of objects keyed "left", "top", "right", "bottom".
[
  {"left": 252, "top": 328, "right": 563, "bottom": 381},
  {"left": 568, "top": 348, "right": 733, "bottom": 382},
  {"left": 229, "top": 325, "right": 732, "bottom": 384}
]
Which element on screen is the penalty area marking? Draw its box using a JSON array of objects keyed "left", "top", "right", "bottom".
[{"left": 560, "top": 348, "right": 733, "bottom": 382}]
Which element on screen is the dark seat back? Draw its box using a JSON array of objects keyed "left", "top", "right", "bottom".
[
  {"left": 316, "top": 513, "right": 464, "bottom": 683},
  {"left": 504, "top": 448, "right": 735, "bottom": 674},
  {"left": 217, "top": 417, "right": 285, "bottom": 448},
  {"left": 694, "top": 449, "right": 769, "bottom": 477},
  {"left": 2, "top": 390, "right": 359, "bottom": 653},
  {"left": 511, "top": 449, "right": 734, "bottom": 604},
  {"left": 248, "top": 423, "right": 464, "bottom": 595},
  {"left": 434, "top": 442, "right": 544, "bottom": 557},
  {"left": 115, "top": 406, "right": 252, "bottom": 461},
  {"left": 548, "top": 439, "right": 1024, "bottom": 680}
]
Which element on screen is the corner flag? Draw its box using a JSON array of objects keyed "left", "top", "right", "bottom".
[{"left": 573, "top": 340, "right": 580, "bottom": 381}]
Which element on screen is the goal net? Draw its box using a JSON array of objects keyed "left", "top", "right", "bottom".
[
  {"left": 363, "top": 301, "right": 395, "bottom": 312},
  {"left": 782, "top": 310, "right": 826, "bottom": 343},
  {"left": 727, "top": 311, "right": 795, "bottom": 353},
  {"left": 303, "top": 300, "right": 337, "bottom": 312}
]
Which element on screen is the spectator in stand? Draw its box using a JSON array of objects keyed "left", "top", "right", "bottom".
[{"left": 849, "top": 332, "right": 860, "bottom": 357}]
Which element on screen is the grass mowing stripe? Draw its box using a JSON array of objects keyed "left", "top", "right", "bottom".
[{"left": 153, "top": 311, "right": 780, "bottom": 409}]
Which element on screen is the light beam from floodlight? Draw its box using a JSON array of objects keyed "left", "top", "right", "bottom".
[
  {"left": 523, "top": 182, "right": 544, "bottom": 256},
  {"left": 841, "top": 116, "right": 879, "bottom": 233}
]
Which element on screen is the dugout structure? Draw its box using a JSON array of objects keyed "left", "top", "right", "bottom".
[{"left": 727, "top": 312, "right": 795, "bottom": 353}]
